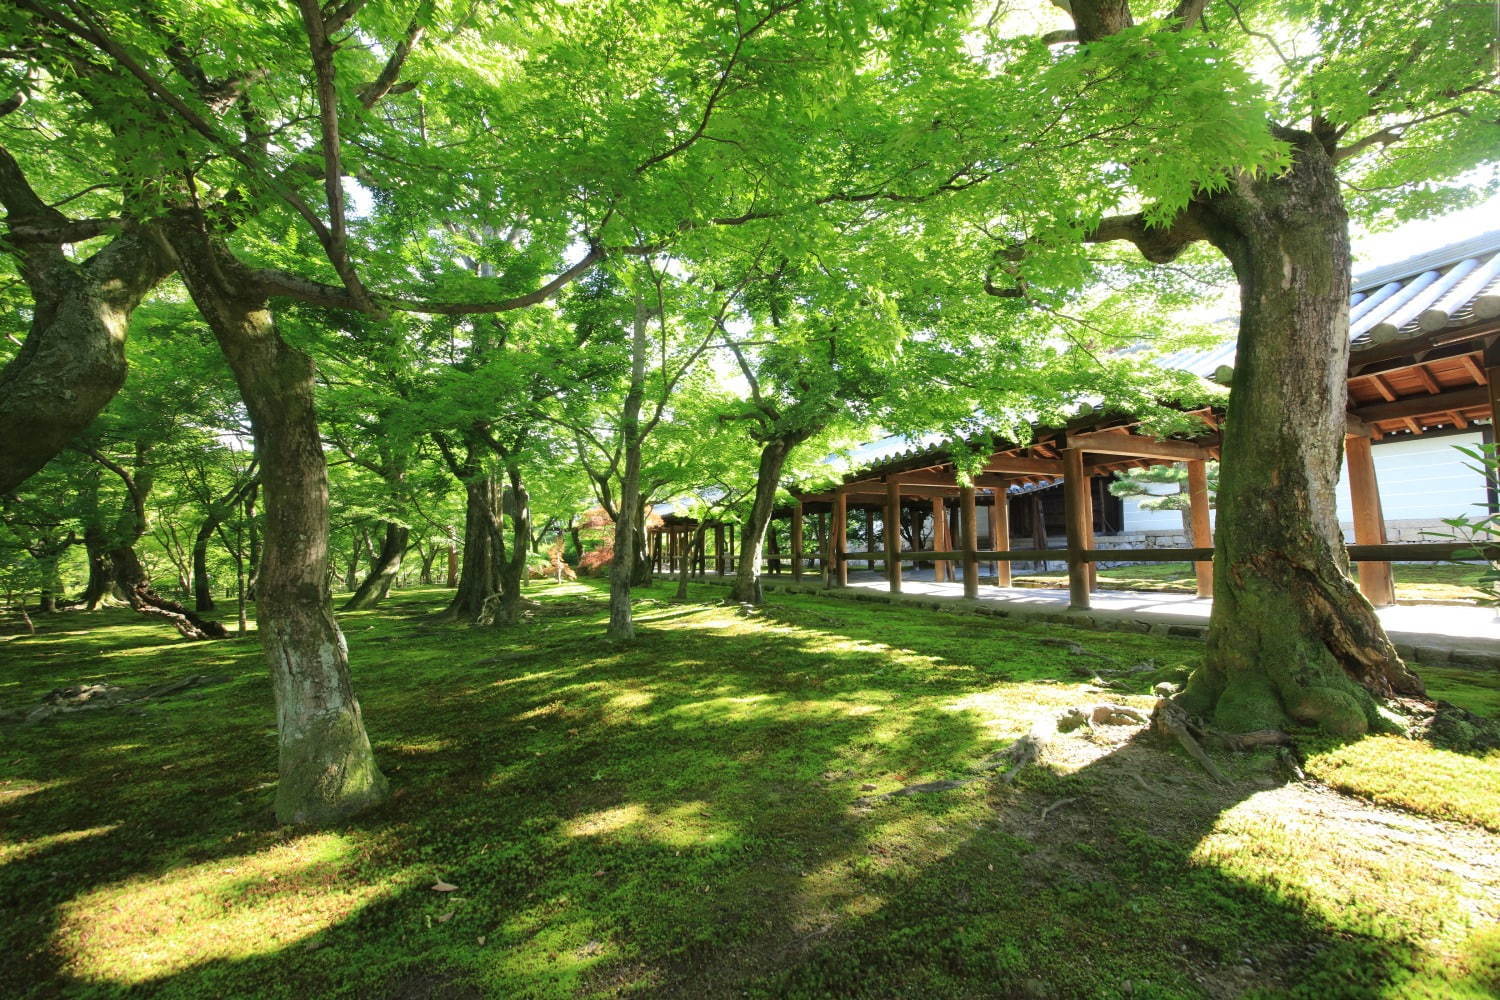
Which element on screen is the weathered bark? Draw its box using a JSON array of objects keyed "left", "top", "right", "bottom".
[
  {"left": 1060, "top": 0, "right": 1421, "bottom": 739},
  {"left": 608, "top": 301, "right": 650, "bottom": 639},
  {"left": 481, "top": 465, "right": 531, "bottom": 626},
  {"left": 1178, "top": 130, "right": 1423, "bottom": 734},
  {"left": 418, "top": 543, "right": 439, "bottom": 585},
  {"left": 170, "top": 225, "right": 386, "bottom": 824},
  {"left": 342, "top": 521, "right": 409, "bottom": 610},
  {"left": 728, "top": 437, "right": 804, "bottom": 605},
  {"left": 440, "top": 439, "right": 505, "bottom": 621},
  {"left": 81, "top": 526, "right": 120, "bottom": 610},
  {"left": 0, "top": 149, "right": 175, "bottom": 494},
  {"left": 110, "top": 541, "right": 229, "bottom": 639}
]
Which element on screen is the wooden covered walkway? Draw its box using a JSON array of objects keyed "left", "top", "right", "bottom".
[{"left": 651, "top": 235, "right": 1500, "bottom": 612}]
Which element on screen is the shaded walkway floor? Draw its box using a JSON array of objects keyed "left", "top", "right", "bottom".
[{"left": 735, "top": 567, "right": 1500, "bottom": 667}]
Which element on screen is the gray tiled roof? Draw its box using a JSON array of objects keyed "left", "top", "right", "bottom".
[
  {"left": 1349, "top": 229, "right": 1500, "bottom": 347},
  {"left": 1154, "top": 230, "right": 1500, "bottom": 377}
]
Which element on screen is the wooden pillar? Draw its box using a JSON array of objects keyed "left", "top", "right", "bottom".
[
  {"left": 814, "top": 512, "right": 828, "bottom": 584},
  {"left": 768, "top": 520, "right": 781, "bottom": 575},
  {"left": 790, "top": 502, "right": 804, "bottom": 582},
  {"left": 1346, "top": 434, "right": 1394, "bottom": 607},
  {"left": 832, "top": 490, "right": 848, "bottom": 587},
  {"left": 1061, "top": 449, "right": 1092, "bottom": 610},
  {"left": 990, "top": 489, "right": 1011, "bottom": 587},
  {"left": 885, "top": 479, "right": 902, "bottom": 593},
  {"left": 960, "top": 486, "right": 978, "bottom": 599},
  {"left": 714, "top": 525, "right": 724, "bottom": 576},
  {"left": 1186, "top": 459, "right": 1214, "bottom": 598},
  {"left": 930, "top": 496, "right": 947, "bottom": 582},
  {"left": 864, "top": 508, "right": 876, "bottom": 570},
  {"left": 1083, "top": 473, "right": 1098, "bottom": 591}
]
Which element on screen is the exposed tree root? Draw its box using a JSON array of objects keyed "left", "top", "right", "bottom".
[
  {"left": 1039, "top": 796, "right": 1079, "bottom": 821},
  {"left": 1, "top": 673, "right": 229, "bottom": 723},
  {"left": 1152, "top": 696, "right": 1228, "bottom": 784},
  {"left": 127, "top": 582, "right": 229, "bottom": 639}
]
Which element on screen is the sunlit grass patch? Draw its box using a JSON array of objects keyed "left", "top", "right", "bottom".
[
  {"left": 1193, "top": 785, "right": 1500, "bottom": 998},
  {"left": 54, "top": 833, "right": 394, "bottom": 985},
  {"left": 1304, "top": 735, "right": 1500, "bottom": 831},
  {"left": 1, "top": 579, "right": 1498, "bottom": 998}
]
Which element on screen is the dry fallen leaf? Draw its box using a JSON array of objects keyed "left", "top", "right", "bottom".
[
  {"left": 437, "top": 911, "right": 454, "bottom": 923},
  {"left": 431, "top": 880, "right": 458, "bottom": 892},
  {"left": 477, "top": 935, "right": 487, "bottom": 946}
]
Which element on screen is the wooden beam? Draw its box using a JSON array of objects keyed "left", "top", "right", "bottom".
[
  {"left": 1346, "top": 435, "right": 1394, "bottom": 607},
  {"left": 1352, "top": 385, "right": 1488, "bottom": 423},
  {"left": 1460, "top": 353, "right": 1487, "bottom": 385},
  {"left": 981, "top": 455, "right": 1066, "bottom": 476},
  {"left": 885, "top": 478, "right": 901, "bottom": 593},
  {"left": 1412, "top": 365, "right": 1441, "bottom": 395},
  {"left": 790, "top": 502, "right": 804, "bottom": 582},
  {"left": 1061, "top": 448, "right": 1091, "bottom": 610},
  {"left": 960, "top": 486, "right": 979, "bottom": 599},
  {"left": 1065, "top": 430, "right": 1215, "bottom": 462},
  {"left": 1345, "top": 413, "right": 1373, "bottom": 438},
  {"left": 1365, "top": 372, "right": 1397, "bottom": 402},
  {"left": 1186, "top": 459, "right": 1213, "bottom": 598}
]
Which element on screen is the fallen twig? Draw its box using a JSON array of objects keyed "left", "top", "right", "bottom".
[{"left": 1040, "top": 796, "right": 1078, "bottom": 821}]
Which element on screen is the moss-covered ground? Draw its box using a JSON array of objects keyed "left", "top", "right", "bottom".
[
  {"left": 1, "top": 581, "right": 1497, "bottom": 999},
  {"left": 1012, "top": 562, "right": 1490, "bottom": 604}
]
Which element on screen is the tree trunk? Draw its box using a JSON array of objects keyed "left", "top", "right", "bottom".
[
  {"left": 445, "top": 466, "right": 504, "bottom": 621},
  {"left": 481, "top": 465, "right": 531, "bottom": 626},
  {"left": 0, "top": 150, "right": 176, "bottom": 494},
  {"left": 343, "top": 521, "right": 408, "bottom": 610},
  {"left": 81, "top": 527, "right": 118, "bottom": 610},
  {"left": 1184, "top": 130, "right": 1423, "bottom": 735},
  {"left": 111, "top": 541, "right": 230, "bottom": 639},
  {"left": 728, "top": 437, "right": 801, "bottom": 605},
  {"left": 193, "top": 518, "right": 217, "bottom": 612},
  {"left": 608, "top": 296, "right": 651, "bottom": 639},
  {"left": 170, "top": 226, "right": 386, "bottom": 824},
  {"left": 608, "top": 438, "right": 643, "bottom": 638},
  {"left": 418, "top": 544, "right": 438, "bottom": 585}
]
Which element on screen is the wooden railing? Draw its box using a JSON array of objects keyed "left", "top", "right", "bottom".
[{"left": 733, "top": 541, "right": 1496, "bottom": 610}]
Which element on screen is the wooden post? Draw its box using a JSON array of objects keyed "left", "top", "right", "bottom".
[
  {"left": 1186, "top": 459, "right": 1214, "bottom": 598},
  {"left": 790, "top": 502, "right": 804, "bottom": 582},
  {"left": 930, "top": 496, "right": 947, "bottom": 582},
  {"left": 990, "top": 488, "right": 1011, "bottom": 587},
  {"left": 768, "top": 520, "right": 781, "bottom": 575},
  {"left": 715, "top": 525, "right": 724, "bottom": 576},
  {"left": 865, "top": 508, "right": 876, "bottom": 570},
  {"left": 885, "top": 479, "right": 902, "bottom": 593},
  {"left": 1062, "top": 449, "right": 1092, "bottom": 610},
  {"left": 960, "top": 486, "right": 978, "bottom": 599},
  {"left": 1346, "top": 434, "right": 1394, "bottom": 607},
  {"left": 814, "top": 512, "right": 828, "bottom": 584},
  {"left": 1083, "top": 473, "right": 1098, "bottom": 591},
  {"left": 832, "top": 490, "right": 848, "bottom": 587}
]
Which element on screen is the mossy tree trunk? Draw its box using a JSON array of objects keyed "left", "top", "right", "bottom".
[
  {"left": 171, "top": 223, "right": 387, "bottom": 824},
  {"left": 437, "top": 435, "right": 504, "bottom": 622},
  {"left": 1177, "top": 130, "right": 1424, "bottom": 734},
  {"left": 343, "top": 521, "right": 409, "bottom": 610},
  {"left": 0, "top": 150, "right": 175, "bottom": 495}
]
